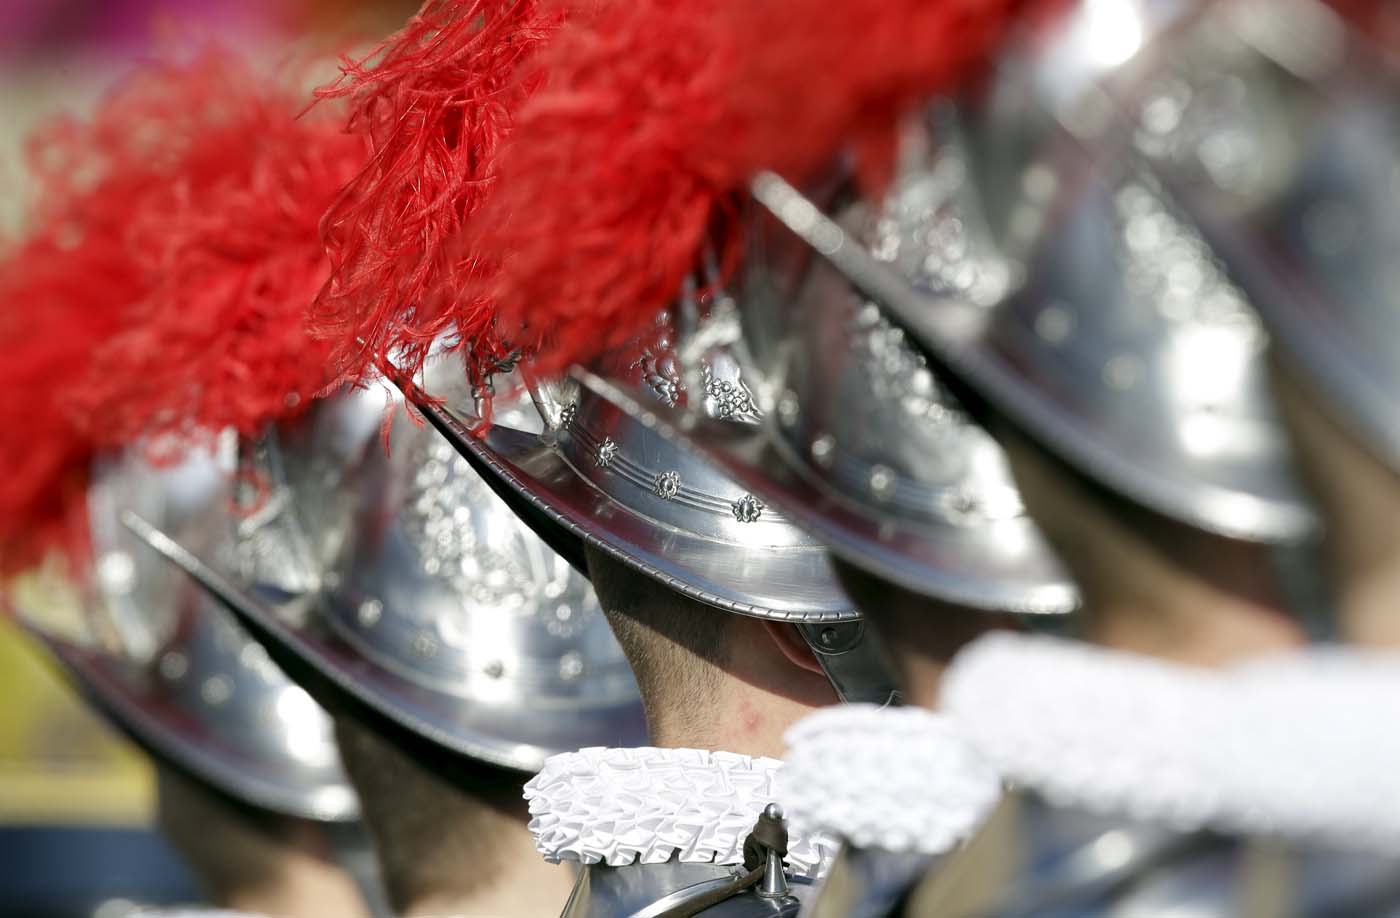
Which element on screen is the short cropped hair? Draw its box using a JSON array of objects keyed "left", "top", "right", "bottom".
[
  {"left": 155, "top": 765, "right": 308, "bottom": 906},
  {"left": 584, "top": 545, "right": 731, "bottom": 743},
  {"left": 332, "top": 716, "right": 522, "bottom": 914}
]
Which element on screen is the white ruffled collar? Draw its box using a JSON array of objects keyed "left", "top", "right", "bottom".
[
  {"left": 943, "top": 633, "right": 1400, "bottom": 854},
  {"left": 781, "top": 706, "right": 1003, "bottom": 856},
  {"left": 523, "top": 746, "right": 835, "bottom": 878},
  {"left": 528, "top": 639, "right": 1400, "bottom": 875}
]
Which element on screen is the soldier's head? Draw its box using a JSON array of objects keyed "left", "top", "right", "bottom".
[
  {"left": 131, "top": 398, "right": 649, "bottom": 918},
  {"left": 30, "top": 444, "right": 373, "bottom": 918}
]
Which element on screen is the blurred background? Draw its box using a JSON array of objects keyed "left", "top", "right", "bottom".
[
  {"left": 0, "top": 614, "right": 191, "bottom": 917},
  {"left": 0, "top": 3, "right": 415, "bottom": 914},
  {"left": 0, "top": 0, "right": 418, "bottom": 232}
]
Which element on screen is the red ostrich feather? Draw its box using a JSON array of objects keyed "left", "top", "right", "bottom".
[
  {"left": 65, "top": 51, "right": 367, "bottom": 453},
  {"left": 0, "top": 48, "right": 364, "bottom": 576},
  {"left": 308, "top": 0, "right": 1048, "bottom": 425},
  {"left": 0, "top": 234, "right": 136, "bottom": 576},
  {"left": 312, "top": 0, "right": 564, "bottom": 418},
  {"left": 471, "top": 0, "right": 1054, "bottom": 378}
]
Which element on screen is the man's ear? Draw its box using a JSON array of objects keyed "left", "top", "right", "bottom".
[{"left": 761, "top": 621, "right": 827, "bottom": 675}]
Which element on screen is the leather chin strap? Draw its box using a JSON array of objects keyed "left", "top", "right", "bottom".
[{"left": 797, "top": 620, "right": 902, "bottom": 706}]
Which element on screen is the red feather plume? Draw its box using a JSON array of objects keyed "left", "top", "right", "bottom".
[
  {"left": 1328, "top": 0, "right": 1400, "bottom": 47},
  {"left": 309, "top": 0, "right": 1046, "bottom": 417},
  {"left": 468, "top": 0, "right": 1052, "bottom": 379},
  {"left": 0, "top": 48, "right": 364, "bottom": 576},
  {"left": 312, "top": 0, "right": 565, "bottom": 409},
  {"left": 0, "top": 234, "right": 136, "bottom": 576},
  {"left": 64, "top": 52, "right": 366, "bottom": 453},
  {"left": 466, "top": 0, "right": 735, "bottom": 381}
]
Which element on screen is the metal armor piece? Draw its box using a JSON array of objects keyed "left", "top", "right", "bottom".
[
  {"left": 1140, "top": 5, "right": 1400, "bottom": 474},
  {"left": 748, "top": 229, "right": 1078, "bottom": 613},
  {"left": 130, "top": 388, "right": 648, "bottom": 772},
  {"left": 751, "top": 104, "right": 1313, "bottom": 543},
  {"left": 562, "top": 803, "right": 809, "bottom": 918},
  {"left": 27, "top": 446, "right": 357, "bottom": 822},
  {"left": 413, "top": 338, "right": 858, "bottom": 624},
  {"left": 414, "top": 334, "right": 903, "bottom": 704},
  {"left": 1000, "top": 803, "right": 1217, "bottom": 915},
  {"left": 810, "top": 794, "right": 1323, "bottom": 918},
  {"left": 885, "top": 793, "right": 1400, "bottom": 917},
  {"left": 1293, "top": 848, "right": 1400, "bottom": 916},
  {"left": 747, "top": 0, "right": 1318, "bottom": 543},
  {"left": 998, "top": 799, "right": 1400, "bottom": 917},
  {"left": 805, "top": 845, "right": 941, "bottom": 918},
  {"left": 581, "top": 186, "right": 1078, "bottom": 612},
  {"left": 561, "top": 859, "right": 818, "bottom": 918}
]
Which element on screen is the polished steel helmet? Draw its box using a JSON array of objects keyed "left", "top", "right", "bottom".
[
  {"left": 413, "top": 330, "right": 898, "bottom": 703},
  {"left": 747, "top": 0, "right": 1317, "bottom": 544},
  {"left": 129, "top": 386, "right": 649, "bottom": 772},
  {"left": 578, "top": 188, "right": 1078, "bottom": 615},
  {"left": 416, "top": 338, "right": 854, "bottom": 622},
  {"left": 24, "top": 445, "right": 358, "bottom": 822},
  {"left": 1130, "top": 2, "right": 1400, "bottom": 474}
]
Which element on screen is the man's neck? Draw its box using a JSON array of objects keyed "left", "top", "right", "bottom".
[
  {"left": 649, "top": 647, "right": 833, "bottom": 758},
  {"left": 401, "top": 807, "right": 575, "bottom": 918},
  {"left": 650, "top": 678, "right": 824, "bottom": 758},
  {"left": 1088, "top": 586, "right": 1303, "bottom": 666},
  {"left": 1073, "top": 522, "right": 1306, "bottom": 666},
  {"left": 1275, "top": 370, "right": 1400, "bottom": 647},
  {"left": 638, "top": 613, "right": 838, "bottom": 757},
  {"left": 219, "top": 851, "right": 369, "bottom": 918},
  {"left": 890, "top": 651, "right": 949, "bottom": 710},
  {"left": 1336, "top": 570, "right": 1400, "bottom": 647}
]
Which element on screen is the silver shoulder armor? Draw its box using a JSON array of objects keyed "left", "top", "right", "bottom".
[{"left": 561, "top": 860, "right": 818, "bottom": 918}]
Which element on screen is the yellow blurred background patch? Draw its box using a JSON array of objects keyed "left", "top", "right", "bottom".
[{"left": 0, "top": 616, "right": 154, "bottom": 826}]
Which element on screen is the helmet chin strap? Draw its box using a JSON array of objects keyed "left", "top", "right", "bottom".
[{"left": 796, "top": 620, "right": 901, "bottom": 706}]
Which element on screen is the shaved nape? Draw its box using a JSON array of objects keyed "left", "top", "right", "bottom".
[
  {"left": 332, "top": 716, "right": 521, "bottom": 914},
  {"left": 584, "top": 546, "right": 730, "bottom": 745}
]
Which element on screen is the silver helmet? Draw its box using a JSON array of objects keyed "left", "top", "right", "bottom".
[
  {"left": 576, "top": 184, "right": 1078, "bottom": 616},
  {"left": 417, "top": 338, "right": 853, "bottom": 621},
  {"left": 129, "top": 386, "right": 648, "bottom": 772},
  {"left": 1129, "top": 1, "right": 1400, "bottom": 474},
  {"left": 413, "top": 327, "right": 898, "bottom": 703},
  {"left": 24, "top": 444, "right": 358, "bottom": 822},
  {"left": 745, "top": 0, "right": 1318, "bottom": 544}
]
